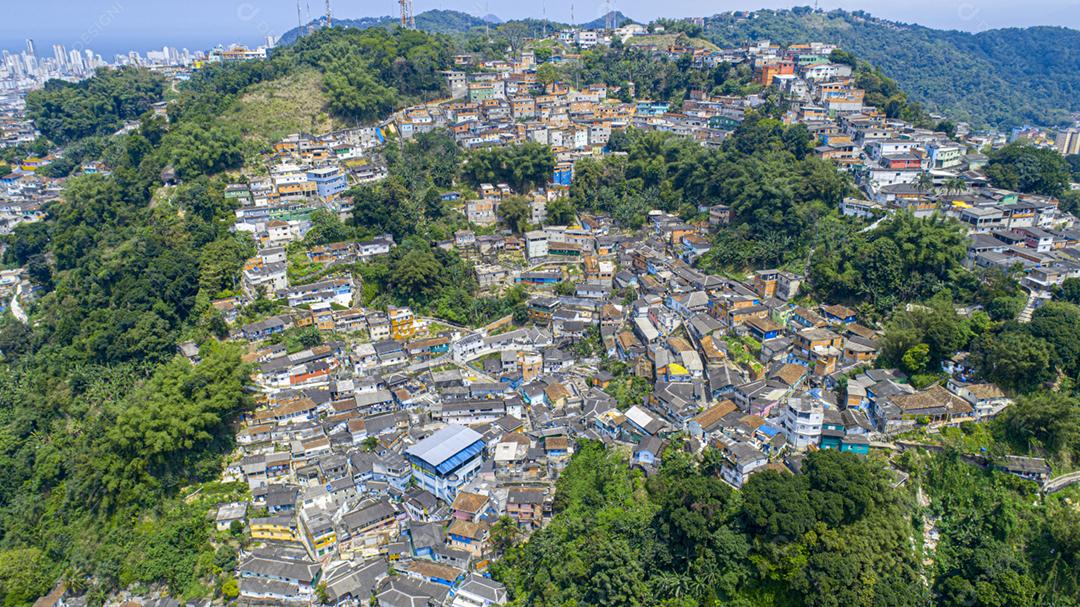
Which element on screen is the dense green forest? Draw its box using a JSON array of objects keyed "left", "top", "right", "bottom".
[
  {"left": 491, "top": 441, "right": 1079, "bottom": 607},
  {"left": 703, "top": 8, "right": 1080, "bottom": 128}
]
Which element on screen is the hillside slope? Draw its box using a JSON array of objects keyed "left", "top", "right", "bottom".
[
  {"left": 703, "top": 9, "right": 1080, "bottom": 128},
  {"left": 279, "top": 9, "right": 492, "bottom": 45}
]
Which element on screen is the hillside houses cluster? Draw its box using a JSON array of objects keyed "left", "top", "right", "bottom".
[
  {"left": 230, "top": 128, "right": 390, "bottom": 245},
  {"left": 16, "top": 32, "right": 1068, "bottom": 607},
  {"left": 219, "top": 166, "right": 1028, "bottom": 604}
]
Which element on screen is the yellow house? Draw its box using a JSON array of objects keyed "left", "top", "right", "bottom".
[{"left": 250, "top": 515, "right": 300, "bottom": 543}]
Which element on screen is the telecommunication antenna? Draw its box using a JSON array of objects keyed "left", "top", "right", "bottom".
[
  {"left": 325, "top": 0, "right": 332, "bottom": 28},
  {"left": 296, "top": 0, "right": 304, "bottom": 37},
  {"left": 399, "top": 0, "right": 415, "bottom": 28}
]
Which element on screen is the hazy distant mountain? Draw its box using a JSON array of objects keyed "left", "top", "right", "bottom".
[
  {"left": 579, "top": 11, "right": 635, "bottom": 30},
  {"left": 482, "top": 14, "right": 503, "bottom": 24},
  {"left": 703, "top": 8, "right": 1080, "bottom": 128}
]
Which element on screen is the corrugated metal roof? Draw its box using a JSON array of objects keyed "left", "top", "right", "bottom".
[{"left": 405, "top": 425, "right": 484, "bottom": 470}]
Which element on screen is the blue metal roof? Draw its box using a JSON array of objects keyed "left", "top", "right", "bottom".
[
  {"left": 405, "top": 425, "right": 485, "bottom": 470},
  {"left": 434, "top": 440, "right": 485, "bottom": 475}
]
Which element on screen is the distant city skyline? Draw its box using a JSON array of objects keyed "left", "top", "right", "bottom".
[{"left": 3, "top": 0, "right": 1078, "bottom": 58}]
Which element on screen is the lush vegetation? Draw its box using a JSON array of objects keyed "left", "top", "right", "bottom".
[
  {"left": 809, "top": 213, "right": 969, "bottom": 313},
  {"left": 565, "top": 116, "right": 849, "bottom": 270},
  {"left": 491, "top": 442, "right": 939, "bottom": 606},
  {"left": 26, "top": 68, "right": 165, "bottom": 144},
  {"left": 492, "top": 440, "right": 1079, "bottom": 607},
  {"left": 986, "top": 141, "right": 1073, "bottom": 197},
  {"left": 830, "top": 49, "right": 932, "bottom": 126},
  {"left": 462, "top": 142, "right": 555, "bottom": 192},
  {"left": 909, "top": 450, "right": 1079, "bottom": 606},
  {"left": 552, "top": 42, "right": 759, "bottom": 105},
  {"left": 703, "top": 8, "right": 1080, "bottom": 128}
]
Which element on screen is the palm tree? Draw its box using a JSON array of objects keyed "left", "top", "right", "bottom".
[
  {"left": 945, "top": 176, "right": 967, "bottom": 195},
  {"left": 915, "top": 171, "right": 935, "bottom": 194}
]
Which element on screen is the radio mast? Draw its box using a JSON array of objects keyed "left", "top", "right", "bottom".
[{"left": 399, "top": 0, "right": 415, "bottom": 29}]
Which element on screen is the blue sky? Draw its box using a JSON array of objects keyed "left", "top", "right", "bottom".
[{"left": 3, "top": 0, "right": 1078, "bottom": 58}]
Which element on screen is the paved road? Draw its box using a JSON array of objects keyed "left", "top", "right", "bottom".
[
  {"left": 9, "top": 282, "right": 27, "bottom": 324},
  {"left": 1043, "top": 471, "right": 1080, "bottom": 494}
]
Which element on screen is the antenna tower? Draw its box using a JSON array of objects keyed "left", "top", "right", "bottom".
[
  {"left": 325, "top": 0, "right": 332, "bottom": 28},
  {"left": 399, "top": 0, "right": 415, "bottom": 28}
]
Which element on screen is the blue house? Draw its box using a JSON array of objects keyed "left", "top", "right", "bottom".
[
  {"left": 821, "top": 304, "right": 857, "bottom": 324},
  {"left": 553, "top": 164, "right": 573, "bottom": 185},
  {"left": 633, "top": 436, "right": 664, "bottom": 467},
  {"left": 636, "top": 101, "right": 670, "bottom": 116},
  {"left": 745, "top": 316, "right": 782, "bottom": 342},
  {"left": 307, "top": 167, "right": 348, "bottom": 199}
]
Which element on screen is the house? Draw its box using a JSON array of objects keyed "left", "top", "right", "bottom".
[
  {"left": 780, "top": 397, "right": 823, "bottom": 450},
  {"left": 447, "top": 519, "right": 489, "bottom": 558},
  {"left": 506, "top": 487, "right": 546, "bottom": 527},
  {"left": 994, "top": 455, "right": 1051, "bottom": 482},
  {"left": 451, "top": 574, "right": 508, "bottom": 607},
  {"left": 404, "top": 425, "right": 486, "bottom": 502},
  {"left": 947, "top": 380, "right": 1012, "bottom": 420},
  {"left": 719, "top": 441, "right": 768, "bottom": 488},
  {"left": 321, "top": 559, "right": 387, "bottom": 607},
  {"left": 237, "top": 547, "right": 321, "bottom": 604}
]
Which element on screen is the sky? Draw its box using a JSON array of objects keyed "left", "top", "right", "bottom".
[{"left": 3, "top": 0, "right": 1078, "bottom": 58}]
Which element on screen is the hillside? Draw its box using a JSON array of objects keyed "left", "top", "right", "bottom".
[
  {"left": 278, "top": 9, "right": 492, "bottom": 45},
  {"left": 702, "top": 8, "right": 1080, "bottom": 128},
  {"left": 217, "top": 68, "right": 338, "bottom": 145}
]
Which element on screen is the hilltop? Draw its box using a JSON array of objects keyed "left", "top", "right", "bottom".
[
  {"left": 702, "top": 8, "right": 1080, "bottom": 128},
  {"left": 278, "top": 7, "right": 1079, "bottom": 129},
  {"left": 278, "top": 9, "right": 493, "bottom": 45}
]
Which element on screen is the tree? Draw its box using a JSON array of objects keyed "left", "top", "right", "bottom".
[
  {"left": 740, "top": 470, "right": 815, "bottom": 541},
  {"left": 971, "top": 330, "right": 1052, "bottom": 393},
  {"left": 489, "top": 516, "right": 520, "bottom": 554},
  {"left": 914, "top": 171, "right": 935, "bottom": 194},
  {"left": 1054, "top": 277, "right": 1080, "bottom": 305},
  {"left": 1027, "top": 301, "right": 1080, "bottom": 376},
  {"left": 944, "top": 176, "right": 967, "bottom": 195},
  {"left": 546, "top": 197, "right": 576, "bottom": 225},
  {"left": 462, "top": 143, "right": 555, "bottom": 192},
  {"left": 986, "top": 141, "right": 1071, "bottom": 197},
  {"left": 221, "top": 576, "right": 239, "bottom": 600},
  {"left": 498, "top": 197, "right": 530, "bottom": 233},
  {"left": 0, "top": 548, "right": 54, "bottom": 607},
  {"left": 935, "top": 120, "right": 958, "bottom": 138},
  {"left": 303, "top": 209, "right": 355, "bottom": 246},
  {"left": 901, "top": 343, "right": 930, "bottom": 374},
  {"left": 996, "top": 392, "right": 1080, "bottom": 462}
]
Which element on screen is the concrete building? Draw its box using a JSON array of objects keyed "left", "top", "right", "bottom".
[
  {"left": 404, "top": 425, "right": 485, "bottom": 502},
  {"left": 781, "top": 397, "right": 823, "bottom": 450}
]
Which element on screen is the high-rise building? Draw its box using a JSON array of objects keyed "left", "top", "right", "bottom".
[
  {"left": 1056, "top": 128, "right": 1080, "bottom": 157},
  {"left": 53, "top": 44, "right": 67, "bottom": 69},
  {"left": 25, "top": 39, "right": 35, "bottom": 56}
]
